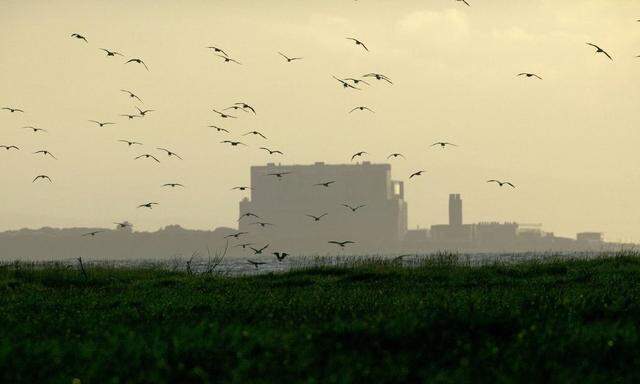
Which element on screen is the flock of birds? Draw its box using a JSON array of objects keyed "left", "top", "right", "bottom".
[{"left": 2, "top": 9, "right": 636, "bottom": 268}]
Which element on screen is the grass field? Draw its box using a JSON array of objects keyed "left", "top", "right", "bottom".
[{"left": 1, "top": 254, "right": 640, "bottom": 383}]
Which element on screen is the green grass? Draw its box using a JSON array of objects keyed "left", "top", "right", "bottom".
[{"left": 2, "top": 255, "right": 640, "bottom": 383}]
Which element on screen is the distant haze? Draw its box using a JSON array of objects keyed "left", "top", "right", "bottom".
[{"left": 1, "top": 0, "right": 639, "bottom": 242}]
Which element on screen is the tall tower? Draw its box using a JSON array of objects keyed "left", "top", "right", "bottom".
[{"left": 449, "top": 194, "right": 462, "bottom": 226}]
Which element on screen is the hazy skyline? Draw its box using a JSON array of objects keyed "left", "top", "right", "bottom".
[{"left": 1, "top": 0, "right": 639, "bottom": 242}]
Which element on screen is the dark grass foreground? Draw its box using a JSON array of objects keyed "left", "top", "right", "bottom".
[{"left": 2, "top": 255, "right": 640, "bottom": 383}]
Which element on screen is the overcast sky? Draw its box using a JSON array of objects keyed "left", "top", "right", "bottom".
[{"left": 1, "top": 0, "right": 639, "bottom": 241}]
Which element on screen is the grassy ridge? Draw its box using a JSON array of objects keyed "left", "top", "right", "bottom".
[{"left": 1, "top": 256, "right": 640, "bottom": 383}]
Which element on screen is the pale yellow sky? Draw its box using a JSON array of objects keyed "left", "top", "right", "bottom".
[{"left": 1, "top": 0, "right": 639, "bottom": 242}]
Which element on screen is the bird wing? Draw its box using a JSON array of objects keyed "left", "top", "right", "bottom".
[
  {"left": 505, "top": 182, "right": 516, "bottom": 188},
  {"left": 278, "top": 52, "right": 289, "bottom": 60},
  {"left": 603, "top": 50, "right": 613, "bottom": 60}
]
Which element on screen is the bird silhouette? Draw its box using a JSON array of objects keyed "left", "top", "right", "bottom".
[
  {"left": 363, "top": 73, "right": 393, "bottom": 84},
  {"left": 209, "top": 125, "right": 230, "bottom": 133},
  {"left": 224, "top": 105, "right": 249, "bottom": 113},
  {"left": 251, "top": 222, "right": 275, "bottom": 228},
  {"left": 250, "top": 244, "right": 270, "bottom": 254},
  {"left": 125, "top": 58, "right": 149, "bottom": 70},
  {"left": 135, "top": 154, "right": 160, "bottom": 163},
  {"left": 3, "top": 107, "right": 25, "bottom": 113},
  {"left": 234, "top": 243, "right": 255, "bottom": 249},
  {"left": 259, "top": 147, "right": 283, "bottom": 155},
  {"left": 206, "top": 45, "right": 228, "bottom": 56},
  {"left": 120, "top": 114, "right": 140, "bottom": 120},
  {"left": 586, "top": 43, "right": 613, "bottom": 60},
  {"left": 332, "top": 75, "right": 361, "bottom": 90},
  {"left": 238, "top": 212, "right": 261, "bottom": 220},
  {"left": 268, "top": 171, "right": 291, "bottom": 179},
  {"left": 247, "top": 260, "right": 266, "bottom": 269},
  {"left": 387, "top": 153, "right": 405, "bottom": 159},
  {"left": 71, "top": 33, "right": 87, "bottom": 42},
  {"left": 213, "top": 109, "right": 237, "bottom": 119},
  {"left": 118, "top": 140, "right": 142, "bottom": 146},
  {"left": 487, "top": 180, "right": 516, "bottom": 188},
  {"left": 162, "top": 183, "right": 184, "bottom": 188},
  {"left": 234, "top": 103, "right": 256, "bottom": 114},
  {"left": 0, "top": 145, "right": 19, "bottom": 151},
  {"left": 157, "top": 148, "right": 182, "bottom": 159},
  {"left": 346, "top": 37, "right": 369, "bottom": 51},
  {"left": 517, "top": 73, "right": 543, "bottom": 80},
  {"left": 314, "top": 181, "right": 336, "bottom": 187},
  {"left": 349, "top": 106, "right": 374, "bottom": 113},
  {"left": 456, "top": 0, "right": 470, "bottom": 6},
  {"left": 278, "top": 52, "right": 303, "bottom": 62},
  {"left": 32, "top": 175, "right": 52, "bottom": 183},
  {"left": 328, "top": 240, "right": 355, "bottom": 247},
  {"left": 351, "top": 151, "right": 368, "bottom": 161},
  {"left": 82, "top": 230, "right": 104, "bottom": 237},
  {"left": 89, "top": 120, "right": 115, "bottom": 127},
  {"left": 243, "top": 131, "right": 267, "bottom": 139},
  {"left": 114, "top": 222, "right": 131, "bottom": 229},
  {"left": 22, "top": 126, "right": 46, "bottom": 133},
  {"left": 431, "top": 142, "right": 457, "bottom": 148},
  {"left": 100, "top": 48, "right": 124, "bottom": 57},
  {"left": 216, "top": 55, "right": 241, "bottom": 64},
  {"left": 136, "top": 107, "right": 154, "bottom": 117},
  {"left": 306, "top": 213, "right": 328, "bottom": 222},
  {"left": 138, "top": 202, "right": 159, "bottom": 209},
  {"left": 120, "top": 89, "right": 143, "bottom": 102},
  {"left": 33, "top": 150, "right": 57, "bottom": 159},
  {"left": 232, "top": 186, "right": 252, "bottom": 191},
  {"left": 410, "top": 170, "right": 426, "bottom": 179},
  {"left": 344, "top": 78, "right": 370, "bottom": 86},
  {"left": 341, "top": 203, "right": 366, "bottom": 212},
  {"left": 221, "top": 140, "right": 247, "bottom": 147},
  {"left": 225, "top": 231, "right": 249, "bottom": 239},
  {"left": 273, "top": 252, "right": 289, "bottom": 261}
]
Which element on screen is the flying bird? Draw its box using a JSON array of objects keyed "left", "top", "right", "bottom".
[
  {"left": 238, "top": 212, "right": 260, "bottom": 220},
  {"left": 259, "top": 147, "right": 283, "bottom": 155},
  {"left": 234, "top": 103, "right": 256, "bottom": 114},
  {"left": 71, "top": 33, "right": 87, "bottom": 42},
  {"left": 268, "top": 171, "right": 291, "bottom": 179},
  {"left": 349, "top": 106, "right": 374, "bottom": 113},
  {"left": 224, "top": 231, "right": 249, "bottom": 239},
  {"left": 431, "top": 142, "right": 457, "bottom": 148},
  {"left": 100, "top": 48, "right": 124, "bottom": 57},
  {"left": 332, "top": 75, "right": 361, "bottom": 90},
  {"left": 586, "top": 43, "right": 613, "bottom": 60},
  {"left": 138, "top": 202, "right": 159, "bottom": 209},
  {"left": 344, "top": 78, "right": 370, "bottom": 86},
  {"left": 157, "top": 148, "right": 182, "bottom": 159},
  {"left": 221, "top": 140, "right": 247, "bottom": 147},
  {"left": 328, "top": 240, "right": 355, "bottom": 247},
  {"left": 125, "top": 58, "right": 149, "bottom": 70},
  {"left": 233, "top": 186, "right": 252, "bottom": 191},
  {"left": 351, "top": 151, "right": 368, "bottom": 161},
  {"left": 224, "top": 105, "right": 249, "bottom": 114},
  {"left": 136, "top": 107, "right": 154, "bottom": 117},
  {"left": 120, "top": 89, "right": 143, "bottom": 102},
  {"left": 306, "top": 213, "right": 328, "bottom": 222},
  {"left": 243, "top": 131, "right": 267, "bottom": 139},
  {"left": 341, "top": 203, "right": 366, "bottom": 212},
  {"left": 234, "top": 243, "right": 255, "bottom": 249},
  {"left": 517, "top": 73, "right": 543, "bottom": 80},
  {"left": 209, "top": 125, "right": 230, "bottom": 133},
  {"left": 0, "top": 145, "right": 19, "bottom": 151},
  {"left": 118, "top": 139, "right": 142, "bottom": 146},
  {"left": 346, "top": 37, "right": 369, "bottom": 51},
  {"left": 273, "top": 252, "right": 289, "bottom": 262},
  {"left": 33, "top": 150, "right": 57, "bottom": 159},
  {"left": 114, "top": 222, "right": 131, "bottom": 229},
  {"left": 363, "top": 73, "right": 393, "bottom": 84},
  {"left": 3, "top": 107, "right": 24, "bottom": 113},
  {"left": 135, "top": 154, "right": 160, "bottom": 163},
  {"left": 212, "top": 109, "right": 237, "bottom": 119},
  {"left": 250, "top": 244, "right": 270, "bottom": 254},
  {"left": 32, "top": 175, "right": 52, "bottom": 183},
  {"left": 314, "top": 181, "right": 336, "bottom": 187},
  {"left": 387, "top": 153, "right": 405, "bottom": 159},
  {"left": 89, "top": 120, "right": 115, "bottom": 127},
  {"left": 278, "top": 52, "right": 303, "bottom": 62},
  {"left": 251, "top": 222, "right": 275, "bottom": 228},
  {"left": 22, "top": 126, "right": 46, "bottom": 133},
  {"left": 120, "top": 114, "right": 140, "bottom": 120},
  {"left": 82, "top": 230, "right": 104, "bottom": 237},
  {"left": 162, "top": 183, "right": 184, "bottom": 188},
  {"left": 247, "top": 260, "right": 266, "bottom": 269},
  {"left": 216, "top": 55, "right": 241, "bottom": 64},
  {"left": 487, "top": 180, "right": 516, "bottom": 188},
  {"left": 206, "top": 45, "right": 228, "bottom": 56},
  {"left": 409, "top": 170, "right": 426, "bottom": 179}
]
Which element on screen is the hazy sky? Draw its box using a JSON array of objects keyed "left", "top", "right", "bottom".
[{"left": 1, "top": 0, "right": 639, "bottom": 242}]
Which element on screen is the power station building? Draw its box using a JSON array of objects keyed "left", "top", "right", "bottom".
[{"left": 238, "top": 162, "right": 408, "bottom": 253}]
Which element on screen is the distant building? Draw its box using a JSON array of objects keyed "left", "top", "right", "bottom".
[
  {"left": 577, "top": 232, "right": 603, "bottom": 242},
  {"left": 449, "top": 194, "right": 462, "bottom": 226},
  {"left": 238, "top": 162, "right": 408, "bottom": 253}
]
